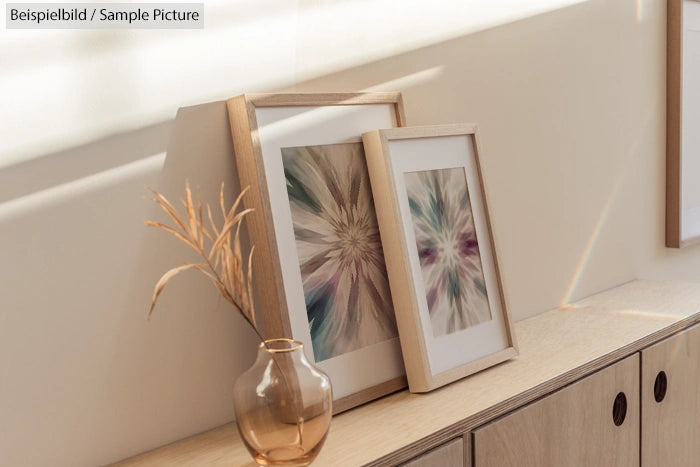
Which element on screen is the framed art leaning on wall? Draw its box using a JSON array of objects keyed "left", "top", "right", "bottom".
[
  {"left": 227, "top": 93, "right": 407, "bottom": 413},
  {"left": 667, "top": 0, "right": 700, "bottom": 247},
  {"left": 362, "top": 124, "right": 518, "bottom": 393}
]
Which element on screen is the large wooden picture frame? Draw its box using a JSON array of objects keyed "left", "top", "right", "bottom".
[
  {"left": 667, "top": 0, "right": 700, "bottom": 247},
  {"left": 363, "top": 124, "right": 518, "bottom": 392},
  {"left": 227, "top": 93, "right": 407, "bottom": 413}
]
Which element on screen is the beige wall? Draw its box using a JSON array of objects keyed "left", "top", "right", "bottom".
[{"left": 2, "top": 1, "right": 700, "bottom": 465}]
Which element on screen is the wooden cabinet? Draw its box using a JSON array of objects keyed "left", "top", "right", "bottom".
[
  {"left": 641, "top": 323, "right": 700, "bottom": 466},
  {"left": 472, "top": 354, "right": 639, "bottom": 467},
  {"left": 111, "top": 281, "right": 700, "bottom": 467},
  {"left": 472, "top": 322, "right": 700, "bottom": 467},
  {"left": 400, "top": 438, "right": 465, "bottom": 467}
]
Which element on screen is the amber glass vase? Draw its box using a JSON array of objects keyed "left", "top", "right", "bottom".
[{"left": 234, "top": 338, "right": 332, "bottom": 466}]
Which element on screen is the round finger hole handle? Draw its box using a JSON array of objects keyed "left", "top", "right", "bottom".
[
  {"left": 612, "top": 392, "right": 627, "bottom": 426},
  {"left": 654, "top": 371, "right": 667, "bottom": 403}
]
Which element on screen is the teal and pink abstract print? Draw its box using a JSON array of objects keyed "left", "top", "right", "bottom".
[
  {"left": 404, "top": 168, "right": 492, "bottom": 337},
  {"left": 282, "top": 142, "right": 398, "bottom": 362}
]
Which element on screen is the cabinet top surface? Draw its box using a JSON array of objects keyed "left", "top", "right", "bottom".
[{"left": 113, "top": 280, "right": 700, "bottom": 467}]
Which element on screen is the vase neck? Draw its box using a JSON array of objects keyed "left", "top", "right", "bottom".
[
  {"left": 257, "top": 338, "right": 308, "bottom": 365},
  {"left": 261, "top": 338, "right": 302, "bottom": 352}
]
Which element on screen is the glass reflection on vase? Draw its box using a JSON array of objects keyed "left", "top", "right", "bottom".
[{"left": 234, "top": 338, "right": 332, "bottom": 466}]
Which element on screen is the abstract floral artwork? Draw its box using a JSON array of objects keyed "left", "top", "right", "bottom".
[
  {"left": 281, "top": 142, "right": 398, "bottom": 362},
  {"left": 405, "top": 168, "right": 492, "bottom": 337}
]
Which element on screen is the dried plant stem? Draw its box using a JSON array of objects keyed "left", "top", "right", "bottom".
[
  {"left": 146, "top": 181, "right": 263, "bottom": 342},
  {"left": 146, "top": 181, "right": 303, "bottom": 446},
  {"left": 193, "top": 247, "right": 266, "bottom": 344}
]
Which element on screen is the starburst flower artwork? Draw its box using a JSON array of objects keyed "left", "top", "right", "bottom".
[
  {"left": 281, "top": 142, "right": 398, "bottom": 362},
  {"left": 405, "top": 168, "right": 492, "bottom": 337}
]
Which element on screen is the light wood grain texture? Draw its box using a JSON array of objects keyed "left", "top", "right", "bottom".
[
  {"left": 641, "top": 322, "right": 700, "bottom": 466},
  {"left": 332, "top": 376, "right": 407, "bottom": 415},
  {"left": 363, "top": 124, "right": 517, "bottom": 393},
  {"left": 112, "top": 423, "right": 255, "bottom": 467},
  {"left": 226, "top": 93, "right": 407, "bottom": 414},
  {"left": 111, "top": 280, "right": 700, "bottom": 467},
  {"left": 362, "top": 129, "right": 426, "bottom": 392},
  {"left": 242, "top": 92, "right": 406, "bottom": 111},
  {"left": 400, "top": 437, "right": 464, "bottom": 467},
  {"left": 667, "top": 0, "right": 683, "bottom": 248},
  {"left": 228, "top": 95, "right": 286, "bottom": 336},
  {"left": 473, "top": 354, "right": 639, "bottom": 467}
]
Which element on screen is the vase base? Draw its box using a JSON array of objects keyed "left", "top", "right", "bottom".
[{"left": 254, "top": 444, "right": 314, "bottom": 467}]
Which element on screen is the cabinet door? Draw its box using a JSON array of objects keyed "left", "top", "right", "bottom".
[
  {"left": 641, "top": 323, "right": 700, "bottom": 466},
  {"left": 472, "top": 354, "right": 639, "bottom": 467},
  {"left": 401, "top": 438, "right": 465, "bottom": 467}
]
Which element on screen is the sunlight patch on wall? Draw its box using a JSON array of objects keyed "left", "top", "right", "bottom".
[
  {"left": 1, "top": 0, "right": 585, "bottom": 167},
  {"left": 361, "top": 66, "right": 444, "bottom": 92},
  {"left": 0, "top": 152, "right": 165, "bottom": 223},
  {"left": 636, "top": 0, "right": 653, "bottom": 22},
  {"left": 296, "top": 0, "right": 588, "bottom": 80},
  {"left": 0, "top": 0, "right": 298, "bottom": 167},
  {"left": 558, "top": 190, "right": 619, "bottom": 307},
  {"left": 559, "top": 98, "right": 657, "bottom": 307}
]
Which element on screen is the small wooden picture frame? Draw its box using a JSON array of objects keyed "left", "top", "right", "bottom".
[
  {"left": 363, "top": 124, "right": 518, "bottom": 392},
  {"left": 227, "top": 93, "right": 408, "bottom": 413}
]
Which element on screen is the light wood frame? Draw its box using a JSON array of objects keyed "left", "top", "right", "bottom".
[
  {"left": 227, "top": 93, "right": 407, "bottom": 413},
  {"left": 363, "top": 124, "right": 517, "bottom": 392},
  {"left": 667, "top": 0, "right": 700, "bottom": 247}
]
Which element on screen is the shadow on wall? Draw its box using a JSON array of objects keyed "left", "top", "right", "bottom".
[
  {"left": 0, "top": 121, "right": 172, "bottom": 205},
  {"left": 291, "top": 0, "right": 666, "bottom": 312},
  {"left": 0, "top": 102, "right": 262, "bottom": 467},
  {"left": 121, "top": 101, "right": 263, "bottom": 461}
]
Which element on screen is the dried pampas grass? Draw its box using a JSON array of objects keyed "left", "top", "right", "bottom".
[{"left": 146, "top": 181, "right": 261, "bottom": 339}]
